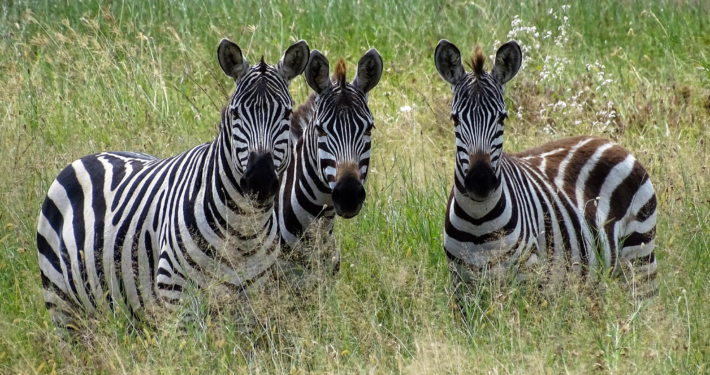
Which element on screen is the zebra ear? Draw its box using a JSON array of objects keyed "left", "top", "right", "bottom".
[
  {"left": 279, "top": 40, "right": 310, "bottom": 83},
  {"left": 491, "top": 40, "right": 522, "bottom": 86},
  {"left": 435, "top": 39, "right": 465, "bottom": 87},
  {"left": 352, "top": 48, "right": 383, "bottom": 94},
  {"left": 305, "top": 50, "right": 333, "bottom": 94},
  {"left": 218, "top": 38, "right": 249, "bottom": 81}
]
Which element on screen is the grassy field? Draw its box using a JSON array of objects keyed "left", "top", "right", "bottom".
[{"left": 1, "top": 0, "right": 710, "bottom": 373}]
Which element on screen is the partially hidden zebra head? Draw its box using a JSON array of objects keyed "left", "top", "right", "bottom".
[
  {"left": 218, "top": 38, "right": 309, "bottom": 204},
  {"left": 435, "top": 39, "right": 521, "bottom": 202},
  {"left": 304, "top": 49, "right": 383, "bottom": 218}
]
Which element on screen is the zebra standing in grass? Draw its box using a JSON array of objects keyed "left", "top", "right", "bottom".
[
  {"left": 434, "top": 40, "right": 657, "bottom": 302},
  {"left": 275, "top": 49, "right": 382, "bottom": 284},
  {"left": 36, "top": 39, "right": 310, "bottom": 329}
]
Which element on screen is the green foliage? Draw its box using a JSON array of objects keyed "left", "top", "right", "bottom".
[{"left": 1, "top": 0, "right": 709, "bottom": 373}]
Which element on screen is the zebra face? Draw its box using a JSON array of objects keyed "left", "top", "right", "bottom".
[
  {"left": 218, "top": 39, "right": 309, "bottom": 204},
  {"left": 305, "top": 49, "right": 383, "bottom": 218},
  {"left": 435, "top": 40, "right": 522, "bottom": 201}
]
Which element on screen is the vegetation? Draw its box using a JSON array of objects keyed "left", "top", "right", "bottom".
[{"left": 1, "top": 0, "right": 709, "bottom": 373}]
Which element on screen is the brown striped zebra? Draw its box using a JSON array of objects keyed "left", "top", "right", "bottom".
[{"left": 434, "top": 39, "right": 657, "bottom": 303}]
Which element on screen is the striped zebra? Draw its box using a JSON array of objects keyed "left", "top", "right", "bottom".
[
  {"left": 434, "top": 40, "right": 657, "bottom": 303},
  {"left": 275, "top": 49, "right": 382, "bottom": 286},
  {"left": 36, "top": 38, "right": 310, "bottom": 329}
]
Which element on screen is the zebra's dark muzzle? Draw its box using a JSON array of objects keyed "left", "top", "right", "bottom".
[
  {"left": 464, "top": 158, "right": 497, "bottom": 202},
  {"left": 332, "top": 176, "right": 366, "bottom": 219},
  {"left": 240, "top": 152, "right": 280, "bottom": 204}
]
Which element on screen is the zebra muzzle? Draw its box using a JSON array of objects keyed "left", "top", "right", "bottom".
[
  {"left": 240, "top": 152, "right": 280, "bottom": 204},
  {"left": 332, "top": 163, "right": 366, "bottom": 219},
  {"left": 464, "top": 152, "right": 497, "bottom": 201}
]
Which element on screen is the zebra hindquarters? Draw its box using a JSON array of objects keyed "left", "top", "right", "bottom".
[
  {"left": 37, "top": 152, "right": 160, "bottom": 331},
  {"left": 587, "top": 150, "right": 658, "bottom": 300},
  {"left": 37, "top": 164, "right": 100, "bottom": 331},
  {"left": 615, "top": 178, "right": 658, "bottom": 300}
]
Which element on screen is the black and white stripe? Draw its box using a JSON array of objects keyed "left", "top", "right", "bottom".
[
  {"left": 435, "top": 40, "right": 657, "bottom": 301},
  {"left": 275, "top": 49, "right": 383, "bottom": 281},
  {"left": 36, "top": 39, "right": 309, "bottom": 328}
]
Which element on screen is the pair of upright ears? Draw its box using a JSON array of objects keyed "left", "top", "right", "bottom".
[
  {"left": 216, "top": 39, "right": 383, "bottom": 96},
  {"left": 217, "top": 39, "right": 310, "bottom": 84},
  {"left": 434, "top": 39, "right": 522, "bottom": 88},
  {"left": 304, "top": 49, "right": 383, "bottom": 95}
]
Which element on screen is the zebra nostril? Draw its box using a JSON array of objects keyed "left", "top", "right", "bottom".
[
  {"left": 357, "top": 184, "right": 366, "bottom": 203},
  {"left": 332, "top": 187, "right": 341, "bottom": 202}
]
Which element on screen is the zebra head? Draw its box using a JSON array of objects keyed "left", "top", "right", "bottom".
[
  {"left": 435, "top": 40, "right": 521, "bottom": 202},
  {"left": 303, "top": 49, "right": 383, "bottom": 218},
  {"left": 217, "top": 38, "right": 309, "bottom": 204}
]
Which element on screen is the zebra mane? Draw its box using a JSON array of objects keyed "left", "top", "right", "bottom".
[
  {"left": 332, "top": 58, "right": 356, "bottom": 108},
  {"left": 290, "top": 93, "right": 316, "bottom": 141},
  {"left": 466, "top": 44, "right": 486, "bottom": 79},
  {"left": 220, "top": 106, "right": 228, "bottom": 124},
  {"left": 257, "top": 56, "right": 268, "bottom": 73},
  {"left": 333, "top": 58, "right": 347, "bottom": 88}
]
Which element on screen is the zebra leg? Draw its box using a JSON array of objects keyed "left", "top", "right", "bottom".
[
  {"left": 155, "top": 247, "right": 263, "bottom": 334},
  {"left": 40, "top": 271, "right": 82, "bottom": 331},
  {"left": 154, "top": 249, "right": 195, "bottom": 326},
  {"left": 446, "top": 257, "right": 485, "bottom": 318},
  {"left": 38, "top": 219, "right": 86, "bottom": 331},
  {"left": 275, "top": 225, "right": 340, "bottom": 294},
  {"left": 617, "top": 183, "right": 658, "bottom": 300},
  {"left": 274, "top": 257, "right": 309, "bottom": 291}
]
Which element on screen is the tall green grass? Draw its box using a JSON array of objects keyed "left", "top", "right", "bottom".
[{"left": 1, "top": 0, "right": 709, "bottom": 373}]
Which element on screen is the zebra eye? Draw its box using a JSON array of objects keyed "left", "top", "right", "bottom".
[
  {"left": 315, "top": 125, "right": 326, "bottom": 137},
  {"left": 451, "top": 114, "right": 460, "bottom": 124},
  {"left": 283, "top": 108, "right": 292, "bottom": 120},
  {"left": 499, "top": 113, "right": 508, "bottom": 125},
  {"left": 364, "top": 123, "right": 375, "bottom": 136}
]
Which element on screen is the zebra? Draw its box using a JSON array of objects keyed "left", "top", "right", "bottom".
[
  {"left": 434, "top": 39, "right": 657, "bottom": 304},
  {"left": 36, "top": 38, "right": 310, "bottom": 329},
  {"left": 274, "top": 49, "right": 383, "bottom": 287}
]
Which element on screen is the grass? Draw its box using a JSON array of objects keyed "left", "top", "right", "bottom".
[{"left": 1, "top": 0, "right": 709, "bottom": 373}]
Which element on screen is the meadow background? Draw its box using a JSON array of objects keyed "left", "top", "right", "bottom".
[{"left": 1, "top": 0, "right": 709, "bottom": 373}]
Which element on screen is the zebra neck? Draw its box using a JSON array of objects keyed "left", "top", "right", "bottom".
[
  {"left": 298, "top": 132, "right": 335, "bottom": 210},
  {"left": 276, "top": 133, "right": 335, "bottom": 247},
  {"left": 290, "top": 93, "right": 316, "bottom": 141},
  {"left": 453, "top": 174, "right": 507, "bottom": 220}
]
